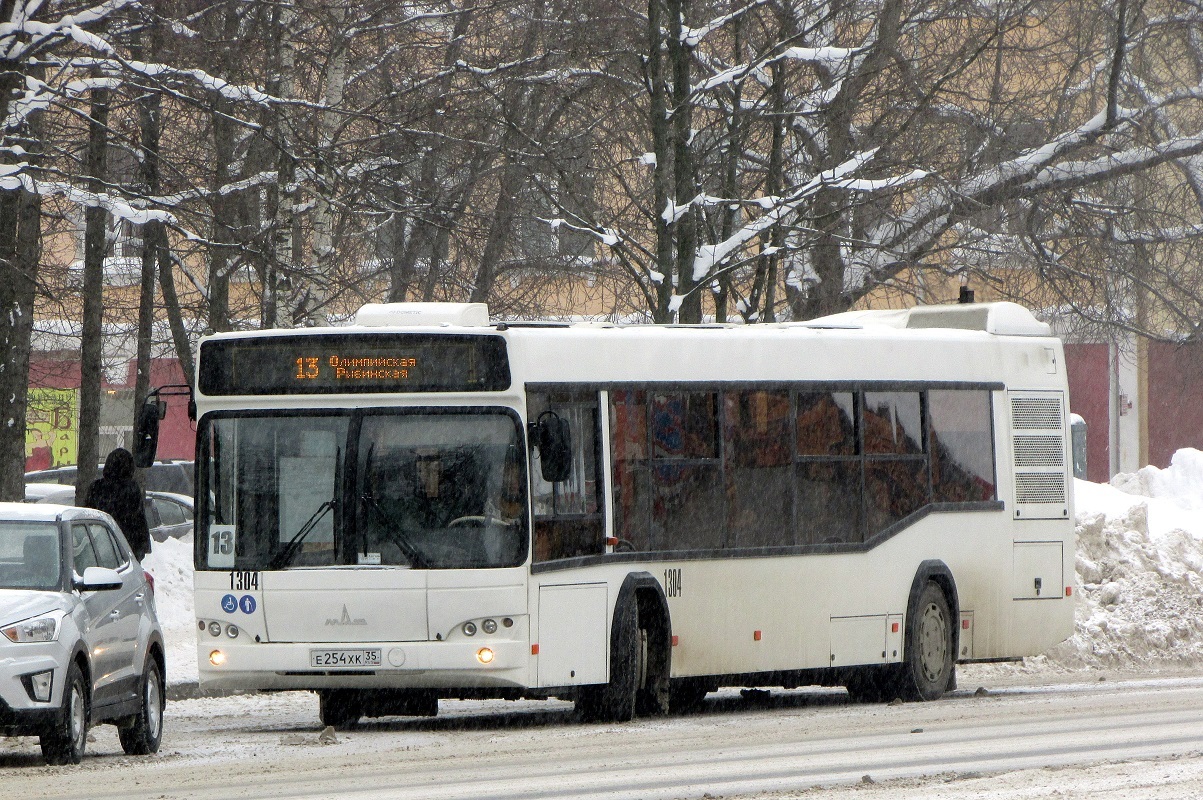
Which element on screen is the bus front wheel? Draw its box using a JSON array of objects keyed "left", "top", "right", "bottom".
[
  {"left": 900, "top": 581, "right": 954, "bottom": 701},
  {"left": 577, "top": 597, "right": 640, "bottom": 723}
]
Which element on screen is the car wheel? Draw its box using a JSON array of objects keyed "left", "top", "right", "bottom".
[
  {"left": 41, "top": 662, "right": 88, "bottom": 765},
  {"left": 119, "top": 657, "right": 165, "bottom": 755}
]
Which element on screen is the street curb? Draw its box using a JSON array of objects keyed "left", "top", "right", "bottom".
[{"left": 167, "top": 682, "right": 252, "bottom": 701}]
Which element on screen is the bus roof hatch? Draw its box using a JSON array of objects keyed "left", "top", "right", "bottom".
[{"left": 355, "top": 302, "right": 491, "bottom": 328}]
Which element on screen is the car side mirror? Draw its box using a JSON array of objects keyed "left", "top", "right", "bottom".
[
  {"left": 532, "top": 412, "right": 572, "bottom": 483},
  {"left": 133, "top": 400, "right": 163, "bottom": 468},
  {"left": 76, "top": 566, "right": 122, "bottom": 592}
]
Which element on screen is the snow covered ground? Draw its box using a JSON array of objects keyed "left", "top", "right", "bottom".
[{"left": 141, "top": 448, "right": 1203, "bottom": 689}]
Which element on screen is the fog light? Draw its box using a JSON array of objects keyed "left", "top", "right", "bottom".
[
  {"left": 29, "top": 670, "right": 52, "bottom": 702},
  {"left": 226, "top": 624, "right": 239, "bottom": 639},
  {"left": 462, "top": 622, "right": 477, "bottom": 636},
  {"left": 209, "top": 650, "right": 227, "bottom": 667},
  {"left": 208, "top": 621, "right": 222, "bottom": 637},
  {"left": 482, "top": 618, "right": 497, "bottom": 634},
  {"left": 476, "top": 647, "right": 495, "bottom": 665}
]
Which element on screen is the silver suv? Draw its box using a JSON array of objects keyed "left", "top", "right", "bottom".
[{"left": 0, "top": 502, "right": 165, "bottom": 764}]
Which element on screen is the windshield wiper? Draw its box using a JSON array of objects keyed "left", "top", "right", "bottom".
[
  {"left": 361, "top": 492, "right": 431, "bottom": 569},
  {"left": 270, "top": 498, "right": 336, "bottom": 570}
]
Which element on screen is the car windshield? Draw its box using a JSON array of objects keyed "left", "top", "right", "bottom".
[
  {"left": 199, "top": 410, "right": 529, "bottom": 571},
  {"left": 0, "top": 522, "right": 62, "bottom": 590}
]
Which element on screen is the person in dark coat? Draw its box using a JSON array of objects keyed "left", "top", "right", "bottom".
[{"left": 85, "top": 448, "right": 152, "bottom": 561}]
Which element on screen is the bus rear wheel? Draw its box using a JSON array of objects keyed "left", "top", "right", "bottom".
[
  {"left": 900, "top": 581, "right": 954, "bottom": 701},
  {"left": 844, "top": 666, "right": 903, "bottom": 704},
  {"left": 668, "top": 678, "right": 710, "bottom": 713},
  {"left": 318, "top": 688, "right": 363, "bottom": 729}
]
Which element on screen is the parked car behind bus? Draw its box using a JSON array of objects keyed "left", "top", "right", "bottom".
[
  {"left": 24, "top": 487, "right": 193, "bottom": 543},
  {"left": 25, "top": 460, "right": 194, "bottom": 497}
]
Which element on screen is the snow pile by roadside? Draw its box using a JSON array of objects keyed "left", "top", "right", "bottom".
[
  {"left": 140, "top": 534, "right": 198, "bottom": 685},
  {"left": 1036, "top": 448, "right": 1203, "bottom": 670}
]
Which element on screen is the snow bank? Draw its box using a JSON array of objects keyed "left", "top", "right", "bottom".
[
  {"left": 141, "top": 534, "right": 197, "bottom": 685},
  {"left": 1038, "top": 448, "right": 1203, "bottom": 670},
  {"left": 140, "top": 448, "right": 1203, "bottom": 687}
]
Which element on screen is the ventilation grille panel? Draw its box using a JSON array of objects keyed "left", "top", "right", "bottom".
[
  {"left": 1015, "top": 473, "right": 1067, "bottom": 504},
  {"left": 1010, "top": 392, "right": 1069, "bottom": 519},
  {"left": 1012, "top": 397, "right": 1064, "bottom": 430},
  {"left": 1014, "top": 436, "right": 1065, "bottom": 468}
]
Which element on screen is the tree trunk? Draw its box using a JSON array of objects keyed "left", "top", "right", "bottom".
[
  {"left": 76, "top": 86, "right": 110, "bottom": 503},
  {"left": 265, "top": 0, "right": 298, "bottom": 328},
  {"left": 667, "top": 0, "right": 700, "bottom": 323},
  {"left": 131, "top": 17, "right": 162, "bottom": 416},
  {"left": 647, "top": 0, "right": 674, "bottom": 322},
  {"left": 299, "top": 3, "right": 349, "bottom": 325},
  {"left": 208, "top": 93, "right": 235, "bottom": 333},
  {"left": 0, "top": 58, "right": 31, "bottom": 502},
  {"left": 157, "top": 236, "right": 195, "bottom": 387}
]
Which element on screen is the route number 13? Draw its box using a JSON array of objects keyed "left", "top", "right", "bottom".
[{"left": 208, "top": 525, "right": 236, "bottom": 568}]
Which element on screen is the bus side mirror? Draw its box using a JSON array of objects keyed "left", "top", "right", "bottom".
[
  {"left": 533, "top": 413, "right": 572, "bottom": 483},
  {"left": 133, "top": 400, "right": 163, "bottom": 468}
]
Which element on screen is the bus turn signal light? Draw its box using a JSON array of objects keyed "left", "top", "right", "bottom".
[
  {"left": 209, "top": 650, "right": 227, "bottom": 667},
  {"left": 476, "top": 647, "right": 495, "bottom": 665}
]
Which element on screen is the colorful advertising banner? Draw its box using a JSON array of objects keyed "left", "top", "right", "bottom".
[{"left": 25, "top": 388, "right": 78, "bottom": 471}]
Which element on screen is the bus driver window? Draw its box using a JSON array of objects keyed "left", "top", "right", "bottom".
[{"left": 530, "top": 391, "right": 603, "bottom": 562}]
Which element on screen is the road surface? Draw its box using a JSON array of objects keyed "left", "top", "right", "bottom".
[{"left": 5, "top": 668, "right": 1203, "bottom": 799}]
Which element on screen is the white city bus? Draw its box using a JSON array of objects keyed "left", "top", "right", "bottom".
[{"left": 150, "top": 300, "right": 1075, "bottom": 725}]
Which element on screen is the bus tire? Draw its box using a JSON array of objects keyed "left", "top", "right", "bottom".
[
  {"left": 668, "top": 678, "right": 709, "bottom": 713},
  {"left": 900, "top": 581, "right": 954, "bottom": 701},
  {"left": 844, "top": 666, "right": 902, "bottom": 704},
  {"left": 577, "top": 595, "right": 639, "bottom": 723},
  {"left": 318, "top": 688, "right": 363, "bottom": 729},
  {"left": 364, "top": 689, "right": 438, "bottom": 718}
]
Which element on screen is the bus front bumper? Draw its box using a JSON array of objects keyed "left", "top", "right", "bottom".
[{"left": 197, "top": 638, "right": 531, "bottom": 693}]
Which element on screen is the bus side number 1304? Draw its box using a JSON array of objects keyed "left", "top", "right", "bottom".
[{"left": 663, "top": 568, "right": 682, "bottom": 598}]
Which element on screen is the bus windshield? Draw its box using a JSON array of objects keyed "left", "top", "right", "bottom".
[{"left": 199, "top": 410, "right": 529, "bottom": 571}]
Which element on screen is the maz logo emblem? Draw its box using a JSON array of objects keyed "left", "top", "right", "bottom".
[{"left": 325, "top": 605, "right": 367, "bottom": 626}]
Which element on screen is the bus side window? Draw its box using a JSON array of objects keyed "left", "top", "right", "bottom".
[
  {"left": 929, "top": 389, "right": 996, "bottom": 502},
  {"left": 530, "top": 391, "right": 603, "bottom": 562}
]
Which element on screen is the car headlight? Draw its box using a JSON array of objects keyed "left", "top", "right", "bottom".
[{"left": 2, "top": 610, "right": 65, "bottom": 643}]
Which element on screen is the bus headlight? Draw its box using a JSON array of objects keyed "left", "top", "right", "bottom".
[
  {"left": 482, "top": 618, "right": 497, "bottom": 634},
  {"left": 209, "top": 650, "right": 227, "bottom": 667},
  {"left": 476, "top": 647, "right": 495, "bottom": 665},
  {"left": 208, "top": 621, "right": 222, "bottom": 637},
  {"left": 462, "top": 622, "right": 477, "bottom": 636}
]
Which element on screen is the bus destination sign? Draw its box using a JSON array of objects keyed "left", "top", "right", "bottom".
[
  {"left": 199, "top": 334, "right": 510, "bottom": 395},
  {"left": 296, "top": 354, "right": 419, "bottom": 383}
]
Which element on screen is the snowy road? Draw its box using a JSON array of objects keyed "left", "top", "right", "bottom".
[{"left": 5, "top": 669, "right": 1203, "bottom": 799}]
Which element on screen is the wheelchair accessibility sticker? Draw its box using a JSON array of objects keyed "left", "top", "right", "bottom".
[{"left": 221, "top": 593, "right": 257, "bottom": 614}]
